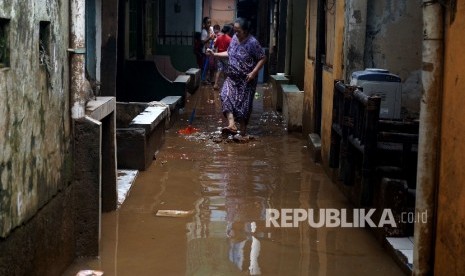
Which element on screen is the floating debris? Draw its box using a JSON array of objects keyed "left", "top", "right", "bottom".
[
  {"left": 155, "top": 209, "right": 194, "bottom": 217},
  {"left": 76, "top": 270, "right": 104, "bottom": 276}
]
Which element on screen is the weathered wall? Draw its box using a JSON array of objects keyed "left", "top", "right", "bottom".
[
  {"left": 0, "top": 0, "right": 71, "bottom": 237},
  {"left": 365, "top": 0, "right": 423, "bottom": 118},
  {"left": 320, "top": 0, "right": 344, "bottom": 166},
  {"left": 302, "top": 0, "right": 316, "bottom": 136},
  {"left": 288, "top": 0, "right": 306, "bottom": 90},
  {"left": 343, "top": 0, "right": 367, "bottom": 82},
  {"left": 435, "top": 2, "right": 465, "bottom": 274},
  {"left": 302, "top": 0, "right": 344, "bottom": 168},
  {"left": 166, "top": 0, "right": 196, "bottom": 34},
  {"left": 302, "top": 56, "right": 315, "bottom": 136},
  {"left": 207, "top": 0, "right": 236, "bottom": 27}
]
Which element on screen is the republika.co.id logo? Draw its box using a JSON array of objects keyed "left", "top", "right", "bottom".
[{"left": 265, "top": 208, "right": 428, "bottom": 228}]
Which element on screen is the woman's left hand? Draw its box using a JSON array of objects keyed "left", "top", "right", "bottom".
[{"left": 246, "top": 71, "right": 257, "bottom": 82}]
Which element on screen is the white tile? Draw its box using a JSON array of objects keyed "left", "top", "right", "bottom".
[
  {"left": 399, "top": 249, "right": 413, "bottom": 265},
  {"left": 386, "top": 237, "right": 414, "bottom": 250},
  {"left": 117, "top": 170, "right": 138, "bottom": 207}
]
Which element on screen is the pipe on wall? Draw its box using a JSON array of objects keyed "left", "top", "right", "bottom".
[
  {"left": 70, "top": 0, "right": 87, "bottom": 119},
  {"left": 413, "top": 1, "right": 443, "bottom": 275}
]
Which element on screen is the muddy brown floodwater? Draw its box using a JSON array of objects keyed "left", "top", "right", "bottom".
[{"left": 63, "top": 84, "right": 404, "bottom": 276}]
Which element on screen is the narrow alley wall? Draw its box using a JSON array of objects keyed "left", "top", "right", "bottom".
[
  {"left": 165, "top": 0, "right": 196, "bottom": 34},
  {"left": 435, "top": 2, "right": 465, "bottom": 274},
  {"left": 205, "top": 0, "right": 235, "bottom": 27},
  {"left": 302, "top": 0, "right": 316, "bottom": 136},
  {"left": 365, "top": 0, "right": 423, "bottom": 118},
  {"left": 303, "top": 0, "right": 344, "bottom": 168},
  {"left": 0, "top": 0, "right": 73, "bottom": 273}
]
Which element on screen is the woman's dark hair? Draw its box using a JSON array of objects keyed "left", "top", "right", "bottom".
[
  {"left": 234, "top": 17, "right": 251, "bottom": 33},
  {"left": 221, "top": 24, "right": 232, "bottom": 35},
  {"left": 228, "top": 23, "right": 235, "bottom": 37},
  {"left": 202, "top": 17, "right": 211, "bottom": 26}
]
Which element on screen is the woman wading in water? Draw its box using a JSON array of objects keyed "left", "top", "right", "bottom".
[{"left": 207, "top": 18, "right": 266, "bottom": 137}]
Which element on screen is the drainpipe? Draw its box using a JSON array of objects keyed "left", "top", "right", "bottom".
[
  {"left": 413, "top": 1, "right": 443, "bottom": 275},
  {"left": 70, "top": 0, "right": 87, "bottom": 119}
]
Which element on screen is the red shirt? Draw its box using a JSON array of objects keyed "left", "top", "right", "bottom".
[{"left": 214, "top": 34, "right": 232, "bottom": 53}]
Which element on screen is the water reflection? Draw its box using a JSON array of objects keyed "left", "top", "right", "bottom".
[
  {"left": 186, "top": 143, "right": 272, "bottom": 274},
  {"left": 228, "top": 221, "right": 261, "bottom": 275}
]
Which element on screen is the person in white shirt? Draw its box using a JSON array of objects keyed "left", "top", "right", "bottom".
[{"left": 200, "top": 17, "right": 215, "bottom": 83}]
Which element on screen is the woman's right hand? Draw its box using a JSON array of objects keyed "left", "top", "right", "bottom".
[{"left": 206, "top": 48, "right": 214, "bottom": 56}]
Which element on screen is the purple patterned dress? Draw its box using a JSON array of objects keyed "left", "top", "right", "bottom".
[{"left": 220, "top": 34, "right": 265, "bottom": 123}]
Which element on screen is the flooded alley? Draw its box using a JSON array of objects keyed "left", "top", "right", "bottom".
[{"left": 64, "top": 84, "right": 404, "bottom": 276}]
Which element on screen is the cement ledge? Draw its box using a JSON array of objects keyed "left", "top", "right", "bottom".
[
  {"left": 307, "top": 133, "right": 322, "bottom": 163},
  {"left": 86, "top": 97, "right": 116, "bottom": 121}
]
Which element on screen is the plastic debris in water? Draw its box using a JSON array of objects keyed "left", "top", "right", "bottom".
[
  {"left": 76, "top": 270, "right": 104, "bottom": 276},
  {"left": 156, "top": 209, "right": 194, "bottom": 217},
  {"left": 178, "top": 125, "right": 199, "bottom": 135}
]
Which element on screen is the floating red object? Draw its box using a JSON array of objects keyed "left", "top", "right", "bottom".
[{"left": 178, "top": 125, "right": 198, "bottom": 135}]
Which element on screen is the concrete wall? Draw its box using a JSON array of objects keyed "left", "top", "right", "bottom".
[
  {"left": 320, "top": 0, "right": 344, "bottom": 166},
  {"left": 0, "top": 0, "right": 71, "bottom": 238},
  {"left": 207, "top": 0, "right": 236, "bottom": 27},
  {"left": 435, "top": 2, "right": 465, "bottom": 274},
  {"left": 343, "top": 0, "right": 367, "bottom": 82},
  {"left": 364, "top": 0, "right": 423, "bottom": 118},
  {"left": 302, "top": 0, "right": 344, "bottom": 168},
  {"left": 288, "top": 0, "right": 306, "bottom": 90},
  {"left": 165, "top": 0, "right": 196, "bottom": 34},
  {"left": 0, "top": 0, "right": 75, "bottom": 273},
  {"left": 302, "top": 0, "right": 316, "bottom": 136}
]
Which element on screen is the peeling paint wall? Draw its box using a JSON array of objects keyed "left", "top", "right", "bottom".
[
  {"left": 0, "top": 0, "right": 70, "bottom": 238},
  {"left": 343, "top": 0, "right": 367, "bottom": 82},
  {"left": 303, "top": 0, "right": 344, "bottom": 169},
  {"left": 365, "top": 0, "right": 423, "bottom": 118},
  {"left": 435, "top": 1, "right": 465, "bottom": 274},
  {"left": 302, "top": 0, "right": 315, "bottom": 136},
  {"left": 288, "top": 0, "right": 306, "bottom": 90}
]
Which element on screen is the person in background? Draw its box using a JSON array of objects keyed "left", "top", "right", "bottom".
[
  {"left": 212, "top": 24, "right": 232, "bottom": 90},
  {"left": 193, "top": 32, "right": 203, "bottom": 69},
  {"left": 201, "top": 17, "right": 215, "bottom": 84},
  {"left": 212, "top": 24, "right": 221, "bottom": 37},
  {"left": 207, "top": 18, "right": 266, "bottom": 137}
]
